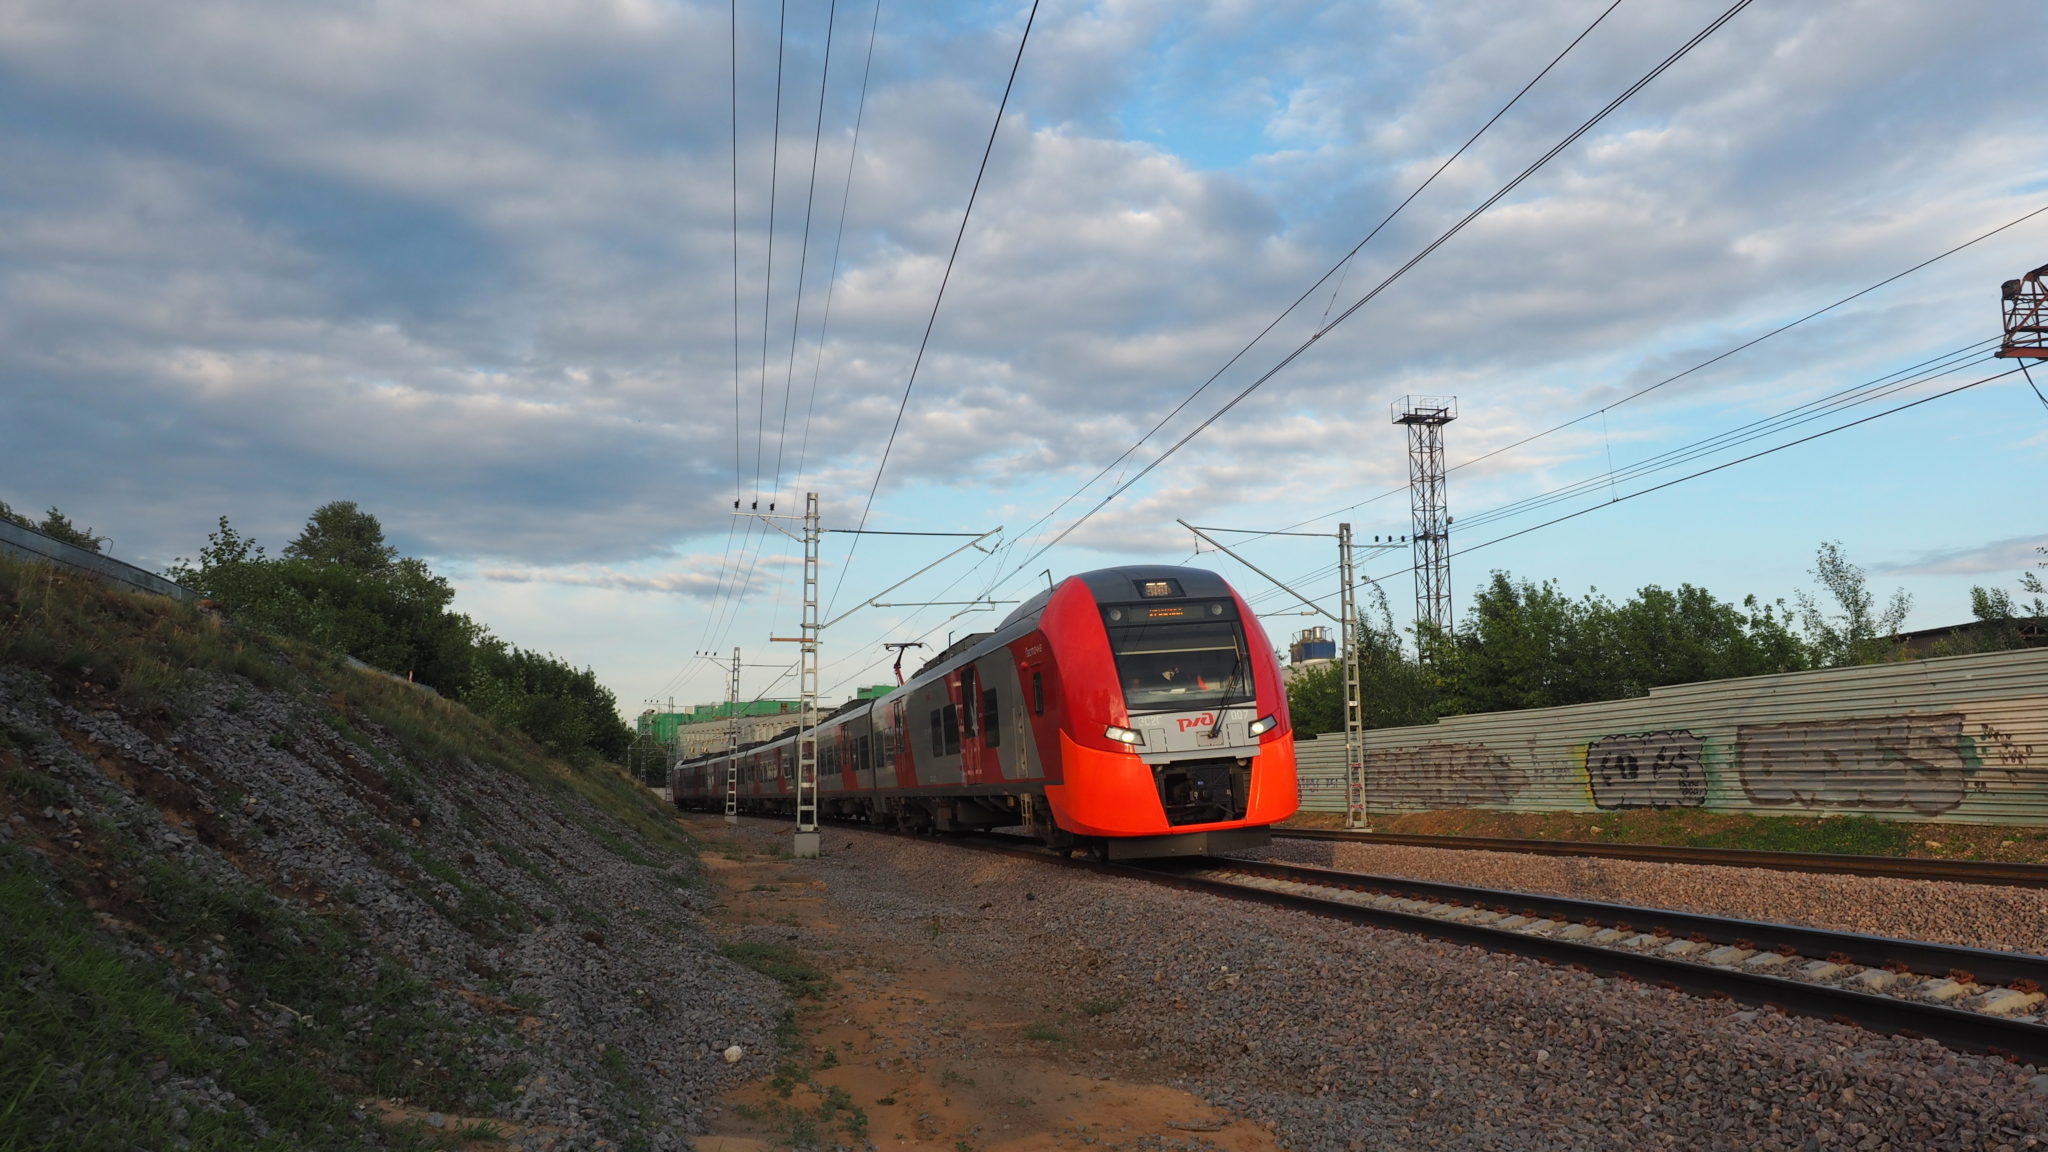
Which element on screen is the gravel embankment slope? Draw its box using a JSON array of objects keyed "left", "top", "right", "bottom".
[
  {"left": 0, "top": 662, "right": 781, "bottom": 1151},
  {"left": 790, "top": 826, "right": 2048, "bottom": 1152}
]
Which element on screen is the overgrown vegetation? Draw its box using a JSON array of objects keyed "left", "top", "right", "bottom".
[
  {"left": 163, "top": 502, "right": 630, "bottom": 764},
  {"left": 1289, "top": 540, "right": 2045, "bottom": 732}
]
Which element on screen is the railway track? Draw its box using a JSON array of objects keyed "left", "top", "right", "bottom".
[
  {"left": 712, "top": 817, "right": 2048, "bottom": 1063},
  {"left": 1123, "top": 855, "right": 2048, "bottom": 1064},
  {"left": 1274, "top": 826, "right": 2048, "bottom": 888}
]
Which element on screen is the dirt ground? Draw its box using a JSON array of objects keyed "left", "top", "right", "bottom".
[{"left": 687, "top": 817, "right": 1283, "bottom": 1152}]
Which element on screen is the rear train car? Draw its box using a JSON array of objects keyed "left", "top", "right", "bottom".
[{"left": 670, "top": 564, "right": 1299, "bottom": 858}]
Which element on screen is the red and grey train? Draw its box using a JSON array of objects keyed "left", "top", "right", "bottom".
[{"left": 669, "top": 565, "right": 1300, "bottom": 858}]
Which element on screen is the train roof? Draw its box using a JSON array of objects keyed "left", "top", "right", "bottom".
[
  {"left": 1074, "top": 564, "right": 1234, "bottom": 602},
  {"left": 913, "top": 632, "right": 993, "bottom": 678},
  {"left": 996, "top": 565, "right": 1233, "bottom": 630}
]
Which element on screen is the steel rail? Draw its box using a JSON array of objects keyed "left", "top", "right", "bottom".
[{"left": 1274, "top": 827, "right": 2048, "bottom": 888}]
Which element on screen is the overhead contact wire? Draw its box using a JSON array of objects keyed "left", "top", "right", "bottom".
[
  {"left": 768, "top": 0, "right": 842, "bottom": 512},
  {"left": 1008, "top": 0, "right": 1759, "bottom": 582},
  {"left": 828, "top": 0, "right": 1044, "bottom": 615},
  {"left": 791, "top": 0, "right": 884, "bottom": 499},
  {"left": 1003, "top": 0, "right": 1629, "bottom": 556}
]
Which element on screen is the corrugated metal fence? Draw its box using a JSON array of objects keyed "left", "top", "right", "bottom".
[
  {"left": 0, "top": 520, "right": 197, "bottom": 602},
  {"left": 1296, "top": 647, "right": 2048, "bottom": 825}
]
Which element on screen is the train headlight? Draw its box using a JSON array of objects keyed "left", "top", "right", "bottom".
[
  {"left": 1247, "top": 714, "right": 1279, "bottom": 737},
  {"left": 1104, "top": 725, "right": 1145, "bottom": 746}
]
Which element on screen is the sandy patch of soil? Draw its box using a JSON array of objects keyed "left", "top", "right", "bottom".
[{"left": 690, "top": 820, "right": 1281, "bottom": 1152}]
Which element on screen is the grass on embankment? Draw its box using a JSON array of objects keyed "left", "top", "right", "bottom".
[
  {"left": 1282, "top": 806, "right": 2048, "bottom": 863},
  {"left": 0, "top": 556, "right": 697, "bottom": 1149}
]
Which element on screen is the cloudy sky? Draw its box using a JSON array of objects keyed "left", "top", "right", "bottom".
[{"left": 5, "top": 0, "right": 2045, "bottom": 715}]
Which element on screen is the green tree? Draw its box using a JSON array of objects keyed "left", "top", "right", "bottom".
[
  {"left": 34, "top": 507, "right": 107, "bottom": 553},
  {"left": 1795, "top": 540, "right": 1911, "bottom": 667},
  {"left": 283, "top": 500, "right": 399, "bottom": 573},
  {"left": 0, "top": 499, "right": 32, "bottom": 530},
  {"left": 1599, "top": 583, "right": 1807, "bottom": 694},
  {"left": 1285, "top": 585, "right": 1441, "bottom": 735},
  {"left": 171, "top": 507, "right": 629, "bottom": 763},
  {"left": 1944, "top": 545, "right": 2048, "bottom": 654},
  {"left": 1444, "top": 572, "right": 1595, "bottom": 713}
]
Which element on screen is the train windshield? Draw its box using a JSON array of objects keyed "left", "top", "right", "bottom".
[{"left": 1105, "top": 619, "right": 1248, "bottom": 713}]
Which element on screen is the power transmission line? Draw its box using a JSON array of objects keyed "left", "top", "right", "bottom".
[
  {"left": 752, "top": 0, "right": 791, "bottom": 512},
  {"left": 1273, "top": 362, "right": 2031, "bottom": 616},
  {"left": 827, "top": 0, "right": 1044, "bottom": 614},
  {"left": 998, "top": 0, "right": 1759, "bottom": 587},
  {"left": 1001, "top": 0, "right": 1629, "bottom": 558},
  {"left": 767, "top": 0, "right": 843, "bottom": 512},
  {"left": 789, "top": 0, "right": 883, "bottom": 501},
  {"left": 1256, "top": 202, "right": 2048, "bottom": 545},
  {"left": 1243, "top": 337, "right": 2006, "bottom": 610}
]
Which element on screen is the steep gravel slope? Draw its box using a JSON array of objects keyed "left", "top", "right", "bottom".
[{"left": 0, "top": 631, "right": 779, "bottom": 1151}]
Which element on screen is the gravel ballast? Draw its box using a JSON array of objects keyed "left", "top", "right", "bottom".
[
  {"left": 1251, "top": 838, "right": 2048, "bottom": 958},
  {"left": 750, "top": 821, "right": 2048, "bottom": 1152}
]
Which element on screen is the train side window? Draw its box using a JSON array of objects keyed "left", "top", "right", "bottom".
[
  {"left": 929, "top": 710, "right": 943, "bottom": 756},
  {"left": 981, "top": 688, "right": 1000, "bottom": 747},
  {"left": 959, "top": 668, "right": 978, "bottom": 737},
  {"left": 942, "top": 704, "right": 960, "bottom": 755},
  {"left": 857, "top": 734, "right": 870, "bottom": 773},
  {"left": 1031, "top": 671, "right": 1044, "bottom": 714}
]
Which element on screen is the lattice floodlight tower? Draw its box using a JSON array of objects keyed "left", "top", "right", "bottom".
[
  {"left": 2000, "top": 263, "right": 2048, "bottom": 360},
  {"left": 1392, "top": 395, "right": 1457, "bottom": 658}
]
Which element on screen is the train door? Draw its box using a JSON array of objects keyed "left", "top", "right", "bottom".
[
  {"left": 887, "top": 700, "right": 917, "bottom": 788},
  {"left": 958, "top": 665, "right": 982, "bottom": 785},
  {"left": 1016, "top": 635, "right": 1063, "bottom": 784}
]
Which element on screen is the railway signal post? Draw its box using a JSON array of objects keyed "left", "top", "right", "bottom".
[
  {"left": 759, "top": 493, "right": 823, "bottom": 858},
  {"left": 1338, "top": 522, "right": 1369, "bottom": 831},
  {"left": 724, "top": 649, "right": 741, "bottom": 824}
]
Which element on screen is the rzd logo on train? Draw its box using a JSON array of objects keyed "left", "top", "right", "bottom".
[{"left": 1177, "top": 713, "right": 1216, "bottom": 732}]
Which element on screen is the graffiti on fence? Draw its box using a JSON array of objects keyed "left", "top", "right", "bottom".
[
  {"left": 1972, "top": 722, "right": 2035, "bottom": 770},
  {"left": 1737, "top": 713, "right": 1967, "bottom": 814},
  {"left": 1297, "top": 770, "right": 1347, "bottom": 804},
  {"left": 1370, "top": 743, "right": 1524, "bottom": 809},
  {"left": 1585, "top": 730, "right": 1707, "bottom": 810}
]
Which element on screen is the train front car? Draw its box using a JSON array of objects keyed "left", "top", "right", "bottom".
[{"left": 1036, "top": 566, "right": 1298, "bottom": 858}]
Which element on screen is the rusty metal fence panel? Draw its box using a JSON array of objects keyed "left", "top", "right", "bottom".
[
  {"left": 1295, "top": 647, "right": 2048, "bottom": 825},
  {"left": 0, "top": 521, "right": 197, "bottom": 602}
]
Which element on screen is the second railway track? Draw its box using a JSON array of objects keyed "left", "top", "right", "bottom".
[
  {"left": 1274, "top": 826, "right": 2048, "bottom": 887},
  {"left": 1124, "top": 854, "right": 2048, "bottom": 1064}
]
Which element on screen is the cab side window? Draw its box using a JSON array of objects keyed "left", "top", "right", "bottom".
[{"left": 981, "top": 689, "right": 1000, "bottom": 747}]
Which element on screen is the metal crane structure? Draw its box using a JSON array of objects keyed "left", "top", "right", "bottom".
[
  {"left": 2001, "top": 263, "right": 2048, "bottom": 360},
  {"left": 1392, "top": 395, "right": 1458, "bottom": 658}
]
